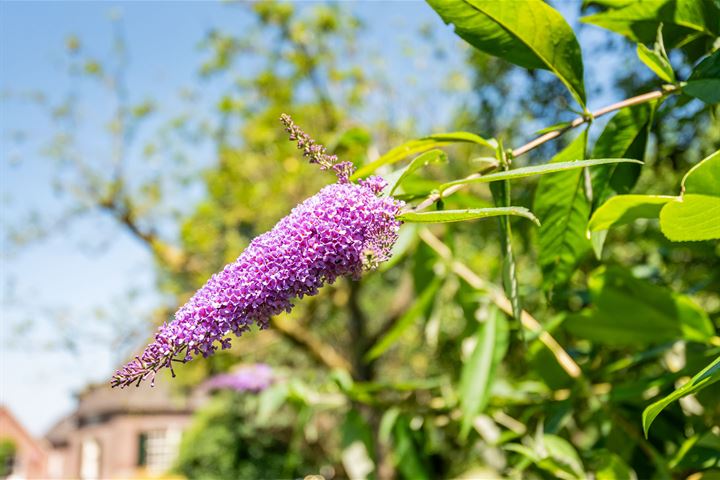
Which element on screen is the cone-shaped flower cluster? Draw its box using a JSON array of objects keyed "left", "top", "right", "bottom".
[
  {"left": 112, "top": 116, "right": 403, "bottom": 388},
  {"left": 202, "top": 364, "right": 275, "bottom": 393}
]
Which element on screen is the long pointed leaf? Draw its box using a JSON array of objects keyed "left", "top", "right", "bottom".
[
  {"left": 588, "top": 195, "right": 675, "bottom": 231},
  {"left": 352, "top": 132, "right": 492, "bottom": 179},
  {"left": 398, "top": 207, "right": 540, "bottom": 226},
  {"left": 459, "top": 307, "right": 509, "bottom": 440},
  {"left": 440, "top": 158, "right": 641, "bottom": 192},
  {"left": 364, "top": 277, "right": 442, "bottom": 361},
  {"left": 643, "top": 355, "right": 720, "bottom": 437},
  {"left": 533, "top": 130, "right": 591, "bottom": 296},
  {"left": 389, "top": 149, "right": 447, "bottom": 195},
  {"left": 428, "top": 0, "right": 586, "bottom": 106}
]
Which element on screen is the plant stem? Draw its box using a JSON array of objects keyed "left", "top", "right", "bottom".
[
  {"left": 511, "top": 86, "right": 676, "bottom": 157},
  {"left": 410, "top": 85, "right": 679, "bottom": 213},
  {"left": 419, "top": 229, "right": 582, "bottom": 379}
]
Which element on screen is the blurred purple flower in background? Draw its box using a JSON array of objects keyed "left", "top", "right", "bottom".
[
  {"left": 112, "top": 115, "right": 403, "bottom": 388},
  {"left": 202, "top": 364, "right": 275, "bottom": 393}
]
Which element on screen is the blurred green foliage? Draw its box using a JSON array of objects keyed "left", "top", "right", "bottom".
[{"left": 0, "top": 439, "right": 16, "bottom": 478}]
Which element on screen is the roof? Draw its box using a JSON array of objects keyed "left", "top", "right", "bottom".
[
  {"left": 43, "top": 412, "right": 76, "bottom": 448},
  {"left": 75, "top": 379, "right": 206, "bottom": 420},
  {"left": 43, "top": 379, "right": 207, "bottom": 447},
  {"left": 0, "top": 405, "right": 49, "bottom": 457}
]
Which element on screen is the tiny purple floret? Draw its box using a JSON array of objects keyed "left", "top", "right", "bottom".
[
  {"left": 112, "top": 159, "right": 403, "bottom": 388},
  {"left": 202, "top": 363, "right": 275, "bottom": 393}
]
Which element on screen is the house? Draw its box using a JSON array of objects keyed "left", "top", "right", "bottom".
[
  {"left": 44, "top": 379, "right": 206, "bottom": 479},
  {"left": 0, "top": 405, "right": 48, "bottom": 479}
]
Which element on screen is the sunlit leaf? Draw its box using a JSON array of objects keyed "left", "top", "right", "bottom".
[
  {"left": 588, "top": 195, "right": 675, "bottom": 231},
  {"left": 682, "top": 148, "right": 720, "bottom": 194},
  {"left": 440, "top": 158, "right": 641, "bottom": 192},
  {"left": 364, "top": 277, "right": 442, "bottom": 361},
  {"left": 459, "top": 307, "right": 509, "bottom": 440},
  {"left": 582, "top": 0, "right": 720, "bottom": 46},
  {"left": 539, "top": 435, "right": 586, "bottom": 480},
  {"left": 588, "top": 450, "right": 638, "bottom": 480},
  {"left": 389, "top": 149, "right": 447, "bottom": 195},
  {"left": 660, "top": 195, "right": 720, "bottom": 241},
  {"left": 637, "top": 43, "right": 675, "bottom": 83},
  {"left": 684, "top": 50, "right": 720, "bottom": 104},
  {"left": 643, "top": 355, "right": 720, "bottom": 437},
  {"left": 398, "top": 207, "right": 540, "bottom": 225},
  {"left": 428, "top": 0, "right": 586, "bottom": 106},
  {"left": 564, "top": 266, "right": 714, "bottom": 346},
  {"left": 660, "top": 149, "right": 720, "bottom": 241},
  {"left": 352, "top": 131, "right": 492, "bottom": 179}
]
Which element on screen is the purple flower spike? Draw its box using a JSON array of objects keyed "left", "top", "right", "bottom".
[
  {"left": 280, "top": 113, "right": 339, "bottom": 170},
  {"left": 202, "top": 363, "right": 275, "bottom": 393},
  {"left": 112, "top": 176, "right": 403, "bottom": 388}
]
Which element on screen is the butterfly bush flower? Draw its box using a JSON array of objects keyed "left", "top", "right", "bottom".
[
  {"left": 112, "top": 115, "right": 403, "bottom": 388},
  {"left": 202, "top": 364, "right": 275, "bottom": 393}
]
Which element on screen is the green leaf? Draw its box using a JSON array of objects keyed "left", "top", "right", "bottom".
[
  {"left": 583, "top": 0, "right": 636, "bottom": 7},
  {"left": 591, "top": 104, "right": 653, "bottom": 210},
  {"left": 398, "top": 207, "right": 540, "bottom": 226},
  {"left": 670, "top": 431, "right": 720, "bottom": 470},
  {"left": 637, "top": 43, "right": 675, "bottom": 83},
  {"left": 341, "top": 409, "right": 376, "bottom": 480},
  {"left": 682, "top": 148, "right": 720, "bottom": 194},
  {"left": 643, "top": 355, "right": 720, "bottom": 437},
  {"left": 490, "top": 144, "right": 523, "bottom": 326},
  {"left": 440, "top": 158, "right": 642, "bottom": 192},
  {"left": 459, "top": 307, "right": 509, "bottom": 440},
  {"left": 427, "top": 0, "right": 586, "bottom": 106},
  {"left": 533, "top": 130, "right": 591, "bottom": 295},
  {"left": 582, "top": 0, "right": 720, "bottom": 46},
  {"left": 256, "top": 383, "right": 289, "bottom": 425},
  {"left": 588, "top": 450, "right": 638, "bottom": 480},
  {"left": 660, "top": 194, "right": 720, "bottom": 241},
  {"left": 564, "top": 266, "right": 715, "bottom": 346},
  {"left": 352, "top": 131, "right": 492, "bottom": 179},
  {"left": 507, "top": 435, "right": 586, "bottom": 480},
  {"left": 392, "top": 416, "right": 431, "bottom": 480},
  {"left": 590, "top": 150, "right": 720, "bottom": 242},
  {"left": 364, "top": 277, "right": 442, "bottom": 361},
  {"left": 535, "top": 121, "right": 574, "bottom": 135},
  {"left": 539, "top": 435, "right": 586, "bottom": 480},
  {"left": 588, "top": 195, "right": 675, "bottom": 231},
  {"left": 590, "top": 230, "right": 608, "bottom": 260},
  {"left": 684, "top": 50, "right": 720, "bottom": 104},
  {"left": 389, "top": 149, "right": 447, "bottom": 195},
  {"left": 378, "top": 408, "right": 401, "bottom": 445},
  {"left": 659, "top": 149, "right": 720, "bottom": 241}
]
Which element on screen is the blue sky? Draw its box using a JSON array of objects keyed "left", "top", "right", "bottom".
[{"left": 0, "top": 1, "right": 627, "bottom": 437}]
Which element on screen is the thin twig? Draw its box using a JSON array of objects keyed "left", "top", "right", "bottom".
[
  {"left": 419, "top": 228, "right": 582, "bottom": 379},
  {"left": 511, "top": 87, "right": 673, "bottom": 157},
  {"left": 272, "top": 311, "right": 353, "bottom": 372},
  {"left": 410, "top": 85, "right": 679, "bottom": 213}
]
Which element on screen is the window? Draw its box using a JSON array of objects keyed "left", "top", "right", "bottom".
[
  {"left": 137, "top": 428, "right": 181, "bottom": 474},
  {"left": 80, "top": 438, "right": 101, "bottom": 480}
]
